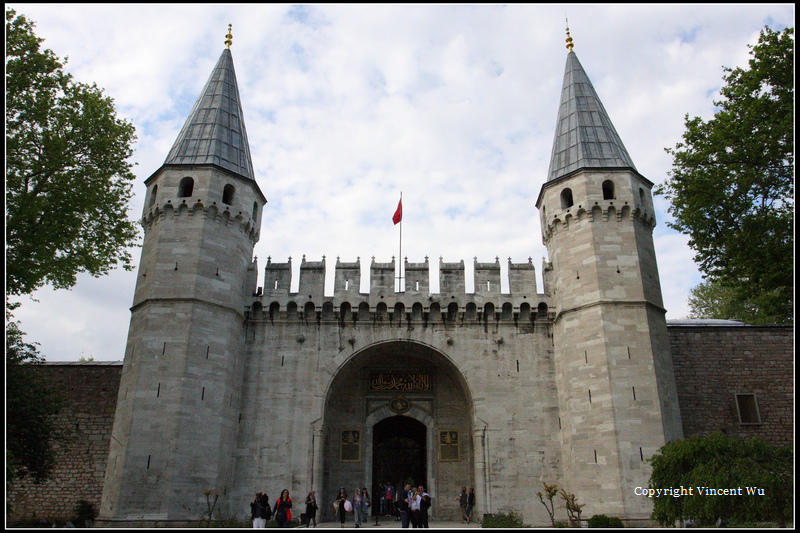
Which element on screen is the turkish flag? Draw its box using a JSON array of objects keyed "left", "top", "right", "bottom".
[{"left": 392, "top": 198, "right": 402, "bottom": 225}]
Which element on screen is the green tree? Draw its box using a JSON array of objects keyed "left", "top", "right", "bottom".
[
  {"left": 6, "top": 8, "right": 139, "bottom": 298},
  {"left": 687, "top": 279, "right": 754, "bottom": 322},
  {"left": 648, "top": 433, "right": 793, "bottom": 527},
  {"left": 6, "top": 316, "right": 65, "bottom": 485},
  {"left": 657, "top": 26, "right": 794, "bottom": 324}
]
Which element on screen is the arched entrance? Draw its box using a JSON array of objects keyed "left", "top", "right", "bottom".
[
  {"left": 319, "top": 340, "right": 473, "bottom": 522},
  {"left": 373, "top": 416, "right": 426, "bottom": 514}
]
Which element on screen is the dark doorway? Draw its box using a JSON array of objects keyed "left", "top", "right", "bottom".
[{"left": 372, "top": 416, "right": 426, "bottom": 515}]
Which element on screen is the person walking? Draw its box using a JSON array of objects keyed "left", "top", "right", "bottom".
[
  {"left": 274, "top": 489, "right": 293, "bottom": 528},
  {"left": 458, "top": 486, "right": 468, "bottom": 523},
  {"left": 304, "top": 491, "right": 318, "bottom": 528},
  {"left": 251, "top": 491, "right": 271, "bottom": 528},
  {"left": 353, "top": 487, "right": 363, "bottom": 528},
  {"left": 378, "top": 483, "right": 386, "bottom": 516},
  {"left": 335, "top": 487, "right": 349, "bottom": 528},
  {"left": 385, "top": 481, "right": 395, "bottom": 517},
  {"left": 466, "top": 487, "right": 475, "bottom": 524},
  {"left": 359, "top": 488, "right": 371, "bottom": 526}
]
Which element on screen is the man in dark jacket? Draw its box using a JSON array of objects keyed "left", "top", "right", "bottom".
[{"left": 397, "top": 484, "right": 411, "bottom": 528}]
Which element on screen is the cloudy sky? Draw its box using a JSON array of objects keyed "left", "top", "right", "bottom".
[{"left": 8, "top": 4, "right": 794, "bottom": 361}]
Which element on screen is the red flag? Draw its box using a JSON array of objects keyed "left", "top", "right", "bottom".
[{"left": 392, "top": 198, "right": 402, "bottom": 225}]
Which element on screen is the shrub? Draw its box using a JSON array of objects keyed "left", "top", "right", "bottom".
[
  {"left": 587, "top": 514, "right": 624, "bottom": 528},
  {"left": 72, "top": 500, "right": 97, "bottom": 527},
  {"left": 481, "top": 510, "right": 524, "bottom": 528}
]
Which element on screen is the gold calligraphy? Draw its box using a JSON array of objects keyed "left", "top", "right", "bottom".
[{"left": 369, "top": 372, "right": 431, "bottom": 392}]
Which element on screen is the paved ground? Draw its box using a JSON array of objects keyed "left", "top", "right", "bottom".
[{"left": 303, "top": 518, "right": 481, "bottom": 529}]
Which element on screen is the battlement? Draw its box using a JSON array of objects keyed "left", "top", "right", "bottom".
[{"left": 249, "top": 255, "right": 552, "bottom": 323}]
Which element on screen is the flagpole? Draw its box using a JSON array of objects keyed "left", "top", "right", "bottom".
[{"left": 398, "top": 191, "right": 403, "bottom": 292}]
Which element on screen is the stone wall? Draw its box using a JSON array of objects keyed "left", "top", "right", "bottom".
[
  {"left": 6, "top": 362, "right": 122, "bottom": 524},
  {"left": 669, "top": 323, "right": 793, "bottom": 448},
  {"left": 7, "top": 322, "right": 793, "bottom": 523}
]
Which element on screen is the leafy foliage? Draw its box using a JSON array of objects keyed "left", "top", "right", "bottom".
[
  {"left": 481, "top": 510, "right": 524, "bottom": 528},
  {"left": 6, "top": 317, "right": 65, "bottom": 484},
  {"left": 657, "top": 26, "right": 794, "bottom": 324},
  {"left": 648, "top": 433, "right": 793, "bottom": 527},
  {"left": 536, "top": 482, "right": 558, "bottom": 527},
  {"left": 559, "top": 488, "right": 584, "bottom": 527},
  {"left": 5, "top": 8, "right": 139, "bottom": 297},
  {"left": 587, "top": 514, "right": 624, "bottom": 528}
]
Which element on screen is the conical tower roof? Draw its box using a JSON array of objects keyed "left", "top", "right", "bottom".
[
  {"left": 546, "top": 45, "right": 636, "bottom": 182},
  {"left": 163, "top": 43, "right": 255, "bottom": 180}
]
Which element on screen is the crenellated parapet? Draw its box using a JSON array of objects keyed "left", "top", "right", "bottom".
[
  {"left": 140, "top": 199, "right": 261, "bottom": 243},
  {"left": 250, "top": 255, "right": 552, "bottom": 324},
  {"left": 541, "top": 202, "right": 656, "bottom": 243},
  {"left": 537, "top": 170, "right": 658, "bottom": 245}
]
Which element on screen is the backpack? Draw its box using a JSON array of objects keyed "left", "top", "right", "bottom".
[{"left": 420, "top": 495, "right": 431, "bottom": 511}]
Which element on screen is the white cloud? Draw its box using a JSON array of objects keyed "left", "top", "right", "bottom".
[{"left": 9, "top": 4, "right": 793, "bottom": 360}]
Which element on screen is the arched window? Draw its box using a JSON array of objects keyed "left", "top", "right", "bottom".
[
  {"left": 502, "top": 303, "right": 513, "bottom": 320},
  {"left": 252, "top": 201, "right": 259, "bottom": 221},
  {"left": 602, "top": 180, "right": 615, "bottom": 200},
  {"left": 269, "top": 302, "right": 280, "bottom": 320},
  {"left": 484, "top": 302, "right": 495, "bottom": 321},
  {"left": 465, "top": 302, "right": 477, "bottom": 320},
  {"left": 560, "top": 188, "right": 574, "bottom": 209},
  {"left": 639, "top": 187, "right": 646, "bottom": 206},
  {"left": 304, "top": 302, "right": 316, "bottom": 320},
  {"left": 537, "top": 302, "right": 548, "bottom": 318},
  {"left": 340, "top": 302, "right": 352, "bottom": 322},
  {"left": 447, "top": 302, "right": 459, "bottom": 322},
  {"left": 223, "top": 184, "right": 235, "bottom": 205},
  {"left": 149, "top": 184, "right": 158, "bottom": 207},
  {"left": 178, "top": 177, "right": 194, "bottom": 198},
  {"left": 412, "top": 303, "right": 423, "bottom": 320}
]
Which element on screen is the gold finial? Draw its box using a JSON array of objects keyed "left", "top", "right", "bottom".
[
  {"left": 565, "top": 24, "right": 574, "bottom": 52},
  {"left": 224, "top": 24, "right": 233, "bottom": 49}
]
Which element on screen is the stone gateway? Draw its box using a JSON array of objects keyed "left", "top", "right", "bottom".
[{"left": 49, "top": 28, "right": 785, "bottom": 528}]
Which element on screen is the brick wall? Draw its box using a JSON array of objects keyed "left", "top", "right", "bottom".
[
  {"left": 7, "top": 362, "right": 122, "bottom": 523},
  {"left": 669, "top": 324, "right": 793, "bottom": 448}
]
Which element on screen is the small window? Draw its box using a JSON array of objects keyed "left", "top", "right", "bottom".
[
  {"left": 222, "top": 184, "right": 235, "bottom": 205},
  {"left": 735, "top": 393, "right": 762, "bottom": 425},
  {"left": 252, "top": 201, "right": 259, "bottom": 221},
  {"left": 561, "top": 188, "right": 574, "bottom": 209},
  {"left": 602, "top": 180, "right": 615, "bottom": 200},
  {"left": 149, "top": 184, "right": 158, "bottom": 207},
  {"left": 639, "top": 187, "right": 646, "bottom": 206},
  {"left": 178, "top": 177, "right": 194, "bottom": 198}
]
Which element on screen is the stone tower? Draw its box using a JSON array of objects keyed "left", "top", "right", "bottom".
[
  {"left": 535, "top": 31, "right": 683, "bottom": 518},
  {"left": 99, "top": 28, "right": 266, "bottom": 524}
]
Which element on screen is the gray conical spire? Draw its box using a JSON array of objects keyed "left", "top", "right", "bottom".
[
  {"left": 546, "top": 47, "right": 636, "bottom": 182},
  {"left": 163, "top": 46, "right": 255, "bottom": 180}
]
